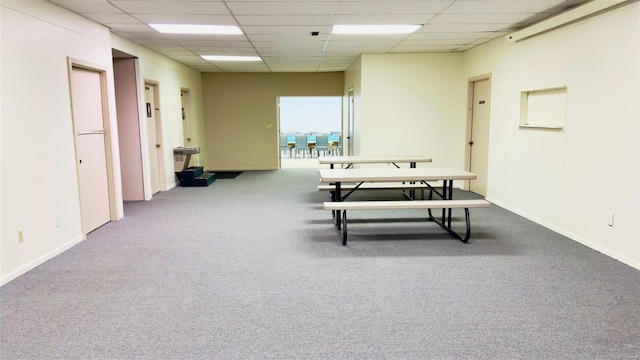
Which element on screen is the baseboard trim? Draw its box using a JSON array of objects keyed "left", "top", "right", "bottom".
[
  {"left": 487, "top": 197, "right": 639, "bottom": 271},
  {"left": 0, "top": 235, "right": 84, "bottom": 286},
  {"left": 166, "top": 181, "right": 178, "bottom": 191}
]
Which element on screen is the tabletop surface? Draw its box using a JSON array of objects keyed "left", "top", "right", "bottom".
[
  {"left": 318, "top": 155, "right": 432, "bottom": 164},
  {"left": 318, "top": 167, "right": 476, "bottom": 182}
]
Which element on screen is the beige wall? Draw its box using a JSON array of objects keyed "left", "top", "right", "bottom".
[
  {"left": 202, "top": 72, "right": 344, "bottom": 170},
  {"left": 462, "top": 3, "right": 639, "bottom": 268}
]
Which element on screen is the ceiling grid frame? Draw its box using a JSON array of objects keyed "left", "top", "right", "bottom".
[{"left": 48, "top": 0, "right": 593, "bottom": 72}]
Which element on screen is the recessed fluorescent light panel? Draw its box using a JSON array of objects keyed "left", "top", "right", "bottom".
[
  {"left": 149, "top": 24, "right": 242, "bottom": 35},
  {"left": 201, "top": 55, "right": 262, "bottom": 62},
  {"left": 332, "top": 24, "right": 421, "bottom": 35}
]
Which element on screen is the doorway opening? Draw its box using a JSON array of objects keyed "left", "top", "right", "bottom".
[
  {"left": 113, "top": 51, "right": 146, "bottom": 201},
  {"left": 278, "top": 96, "right": 342, "bottom": 169}
]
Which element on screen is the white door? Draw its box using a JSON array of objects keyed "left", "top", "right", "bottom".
[
  {"left": 469, "top": 79, "right": 491, "bottom": 196},
  {"left": 145, "top": 85, "right": 161, "bottom": 194},
  {"left": 71, "top": 66, "right": 110, "bottom": 233}
]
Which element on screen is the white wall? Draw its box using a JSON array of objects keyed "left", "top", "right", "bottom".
[
  {"left": 346, "top": 53, "right": 466, "bottom": 169},
  {"left": 343, "top": 5, "right": 638, "bottom": 269},
  {"left": 462, "top": 3, "right": 639, "bottom": 268},
  {"left": 0, "top": 0, "right": 206, "bottom": 285},
  {"left": 1, "top": 0, "right": 123, "bottom": 284}
]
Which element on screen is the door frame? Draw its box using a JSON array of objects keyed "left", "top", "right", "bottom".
[
  {"left": 67, "top": 57, "right": 117, "bottom": 237},
  {"left": 276, "top": 96, "right": 282, "bottom": 169},
  {"left": 465, "top": 74, "right": 492, "bottom": 191},
  {"left": 347, "top": 87, "right": 355, "bottom": 156}
]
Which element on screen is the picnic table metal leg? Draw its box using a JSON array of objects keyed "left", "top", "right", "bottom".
[
  {"left": 441, "top": 180, "right": 448, "bottom": 223},
  {"left": 427, "top": 207, "right": 472, "bottom": 243},
  {"left": 335, "top": 182, "right": 342, "bottom": 230},
  {"left": 423, "top": 179, "right": 472, "bottom": 243},
  {"left": 447, "top": 180, "right": 453, "bottom": 228},
  {"left": 342, "top": 210, "right": 348, "bottom": 245}
]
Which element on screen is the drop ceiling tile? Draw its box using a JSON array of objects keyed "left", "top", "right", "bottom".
[
  {"left": 429, "top": 13, "right": 535, "bottom": 24},
  {"left": 48, "top": 0, "right": 592, "bottom": 72},
  {"left": 127, "top": 38, "right": 179, "bottom": 46},
  {"left": 111, "top": 1, "right": 230, "bottom": 14},
  {"left": 398, "top": 39, "right": 469, "bottom": 46},
  {"left": 82, "top": 13, "right": 141, "bottom": 24},
  {"left": 215, "top": 65, "right": 271, "bottom": 72},
  {"left": 110, "top": 24, "right": 158, "bottom": 32},
  {"left": 241, "top": 25, "right": 332, "bottom": 35},
  {"left": 197, "top": 49, "right": 260, "bottom": 55},
  {"left": 322, "top": 51, "right": 363, "bottom": 56},
  {"left": 146, "top": 45, "right": 188, "bottom": 51},
  {"left": 49, "top": 0, "right": 123, "bottom": 13},
  {"left": 227, "top": 1, "right": 340, "bottom": 15},
  {"left": 327, "top": 39, "right": 405, "bottom": 47},
  {"left": 329, "top": 34, "right": 410, "bottom": 42},
  {"left": 390, "top": 45, "right": 461, "bottom": 52},
  {"left": 444, "top": 0, "right": 566, "bottom": 14},
  {"left": 191, "top": 66, "right": 223, "bottom": 72},
  {"left": 337, "top": 1, "right": 450, "bottom": 15},
  {"left": 133, "top": 14, "right": 238, "bottom": 25},
  {"left": 257, "top": 49, "right": 323, "bottom": 55},
  {"left": 419, "top": 23, "right": 510, "bottom": 32},
  {"left": 456, "top": 38, "right": 495, "bottom": 51},
  {"left": 262, "top": 59, "right": 323, "bottom": 64},
  {"left": 405, "top": 31, "right": 496, "bottom": 40},
  {"left": 321, "top": 54, "right": 360, "bottom": 60},
  {"left": 170, "top": 36, "right": 249, "bottom": 44},
  {"left": 247, "top": 34, "right": 329, "bottom": 41},
  {"left": 185, "top": 44, "right": 255, "bottom": 52},
  {"left": 334, "top": 14, "right": 435, "bottom": 25},
  {"left": 251, "top": 41, "right": 326, "bottom": 49},
  {"left": 325, "top": 44, "right": 395, "bottom": 52},
  {"left": 234, "top": 15, "right": 335, "bottom": 26},
  {"left": 269, "top": 68, "right": 322, "bottom": 72}
]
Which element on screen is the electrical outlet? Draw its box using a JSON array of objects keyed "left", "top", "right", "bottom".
[{"left": 17, "top": 229, "right": 24, "bottom": 243}]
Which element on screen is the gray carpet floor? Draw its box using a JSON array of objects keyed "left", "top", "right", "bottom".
[{"left": 1, "top": 169, "right": 639, "bottom": 360}]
